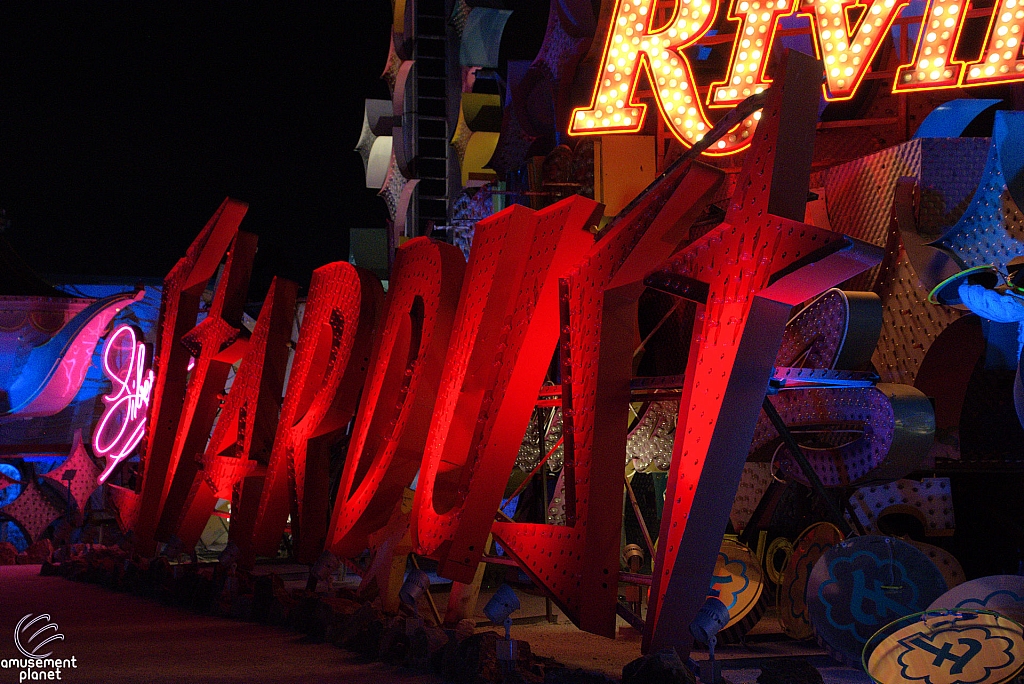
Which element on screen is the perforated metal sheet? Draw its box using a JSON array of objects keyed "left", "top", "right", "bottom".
[
  {"left": 0, "top": 480, "right": 61, "bottom": 542},
  {"left": 935, "top": 112, "right": 1024, "bottom": 271},
  {"left": 848, "top": 477, "right": 955, "bottom": 537},
  {"left": 824, "top": 137, "right": 990, "bottom": 290}
]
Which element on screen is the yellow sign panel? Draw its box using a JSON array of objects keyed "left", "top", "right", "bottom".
[{"left": 866, "top": 611, "right": 1024, "bottom": 684}]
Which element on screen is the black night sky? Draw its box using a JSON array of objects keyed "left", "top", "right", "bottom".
[{"left": 0, "top": 2, "right": 393, "bottom": 297}]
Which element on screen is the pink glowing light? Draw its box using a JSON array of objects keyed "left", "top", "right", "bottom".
[{"left": 94, "top": 325, "right": 155, "bottom": 484}]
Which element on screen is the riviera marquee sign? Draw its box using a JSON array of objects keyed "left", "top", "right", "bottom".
[{"left": 570, "top": 0, "right": 1024, "bottom": 153}]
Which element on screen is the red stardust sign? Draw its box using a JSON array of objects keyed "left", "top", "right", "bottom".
[
  {"left": 94, "top": 325, "right": 154, "bottom": 484},
  {"left": 129, "top": 54, "right": 939, "bottom": 655},
  {"left": 570, "top": 0, "right": 1024, "bottom": 153}
]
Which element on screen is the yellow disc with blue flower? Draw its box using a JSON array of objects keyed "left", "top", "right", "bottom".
[{"left": 865, "top": 609, "right": 1024, "bottom": 684}]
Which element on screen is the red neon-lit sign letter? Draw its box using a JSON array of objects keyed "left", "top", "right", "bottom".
[
  {"left": 249, "top": 262, "right": 384, "bottom": 564},
  {"left": 641, "top": 51, "right": 881, "bottom": 655},
  {"left": 490, "top": 150, "right": 724, "bottom": 638},
  {"left": 411, "top": 197, "right": 600, "bottom": 584},
  {"left": 169, "top": 277, "right": 298, "bottom": 551},
  {"left": 133, "top": 199, "right": 254, "bottom": 555},
  {"left": 94, "top": 325, "right": 155, "bottom": 484},
  {"left": 326, "top": 238, "right": 465, "bottom": 559}
]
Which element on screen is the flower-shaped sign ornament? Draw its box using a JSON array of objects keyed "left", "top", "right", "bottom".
[{"left": 93, "top": 324, "right": 154, "bottom": 484}]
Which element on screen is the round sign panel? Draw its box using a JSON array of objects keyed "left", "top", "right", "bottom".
[
  {"left": 928, "top": 575, "right": 1024, "bottom": 626},
  {"left": 807, "top": 535, "right": 948, "bottom": 666},
  {"left": 779, "top": 522, "right": 844, "bottom": 639},
  {"left": 710, "top": 538, "right": 765, "bottom": 642},
  {"left": 909, "top": 541, "right": 966, "bottom": 591},
  {"left": 866, "top": 610, "right": 1024, "bottom": 684}
]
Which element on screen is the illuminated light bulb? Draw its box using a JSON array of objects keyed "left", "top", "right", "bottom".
[
  {"left": 570, "top": 0, "right": 754, "bottom": 154},
  {"left": 712, "top": 0, "right": 795, "bottom": 106}
]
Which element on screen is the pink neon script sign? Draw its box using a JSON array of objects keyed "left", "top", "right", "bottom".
[{"left": 94, "top": 325, "right": 154, "bottom": 483}]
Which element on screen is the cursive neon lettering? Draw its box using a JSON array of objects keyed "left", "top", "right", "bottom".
[{"left": 94, "top": 325, "right": 155, "bottom": 484}]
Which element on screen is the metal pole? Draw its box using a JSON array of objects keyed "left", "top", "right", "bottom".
[{"left": 760, "top": 398, "right": 852, "bottom": 537}]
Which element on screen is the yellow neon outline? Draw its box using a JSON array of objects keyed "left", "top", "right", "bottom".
[{"left": 567, "top": 0, "right": 1024, "bottom": 153}]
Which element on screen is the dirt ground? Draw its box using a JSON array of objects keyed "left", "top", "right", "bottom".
[
  {"left": 0, "top": 564, "right": 437, "bottom": 684},
  {"left": 0, "top": 563, "right": 871, "bottom": 684}
]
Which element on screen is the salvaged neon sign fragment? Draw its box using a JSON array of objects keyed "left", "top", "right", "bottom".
[
  {"left": 571, "top": 0, "right": 1024, "bottom": 153},
  {"left": 94, "top": 324, "right": 155, "bottom": 484}
]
